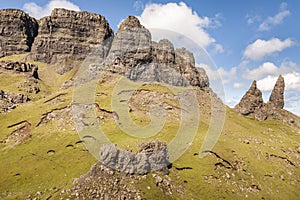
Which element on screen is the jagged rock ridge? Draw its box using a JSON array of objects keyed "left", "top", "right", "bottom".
[
  {"left": 0, "top": 9, "right": 209, "bottom": 88},
  {"left": 106, "top": 16, "right": 209, "bottom": 88}
]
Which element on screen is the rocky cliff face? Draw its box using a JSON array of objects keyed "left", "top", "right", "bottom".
[
  {"left": 0, "top": 9, "right": 38, "bottom": 58},
  {"left": 269, "top": 75, "right": 285, "bottom": 109},
  {"left": 30, "top": 8, "right": 114, "bottom": 73},
  {"left": 106, "top": 16, "right": 209, "bottom": 88},
  {"left": 0, "top": 9, "right": 209, "bottom": 88}
]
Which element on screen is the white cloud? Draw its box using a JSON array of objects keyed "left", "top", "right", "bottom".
[
  {"left": 233, "top": 83, "right": 245, "bottom": 89},
  {"left": 258, "top": 3, "right": 290, "bottom": 31},
  {"left": 243, "top": 38, "right": 295, "bottom": 61},
  {"left": 197, "top": 63, "right": 236, "bottom": 85},
  {"left": 246, "top": 14, "right": 260, "bottom": 25},
  {"left": 243, "top": 61, "right": 296, "bottom": 80},
  {"left": 257, "top": 72, "right": 300, "bottom": 92},
  {"left": 137, "top": 2, "right": 222, "bottom": 51},
  {"left": 23, "top": 0, "right": 80, "bottom": 19},
  {"left": 134, "top": 0, "right": 144, "bottom": 12}
]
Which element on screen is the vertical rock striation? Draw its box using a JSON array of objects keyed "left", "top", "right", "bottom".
[
  {"left": 234, "top": 75, "right": 287, "bottom": 121},
  {"left": 234, "top": 80, "right": 263, "bottom": 115},
  {"left": 30, "top": 8, "right": 114, "bottom": 73},
  {"left": 106, "top": 16, "right": 209, "bottom": 88},
  {"left": 0, "top": 9, "right": 38, "bottom": 57},
  {"left": 268, "top": 75, "right": 285, "bottom": 109}
]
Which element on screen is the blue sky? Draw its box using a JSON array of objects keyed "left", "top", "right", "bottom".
[{"left": 1, "top": 0, "right": 300, "bottom": 115}]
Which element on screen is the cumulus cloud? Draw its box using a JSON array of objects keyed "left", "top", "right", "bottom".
[
  {"left": 137, "top": 2, "right": 222, "bottom": 51},
  {"left": 243, "top": 38, "right": 295, "bottom": 61},
  {"left": 23, "top": 0, "right": 80, "bottom": 19},
  {"left": 257, "top": 72, "right": 300, "bottom": 91},
  {"left": 197, "top": 63, "right": 236, "bottom": 85},
  {"left": 242, "top": 61, "right": 297, "bottom": 80},
  {"left": 258, "top": 2, "right": 290, "bottom": 31},
  {"left": 233, "top": 83, "right": 246, "bottom": 89}
]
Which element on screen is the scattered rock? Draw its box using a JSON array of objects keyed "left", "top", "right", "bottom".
[
  {"left": 67, "top": 162, "right": 142, "bottom": 200},
  {"left": 0, "top": 89, "right": 30, "bottom": 113},
  {"left": 0, "top": 60, "right": 38, "bottom": 76}
]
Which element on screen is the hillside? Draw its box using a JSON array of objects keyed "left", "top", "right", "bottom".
[{"left": 0, "top": 8, "right": 299, "bottom": 200}]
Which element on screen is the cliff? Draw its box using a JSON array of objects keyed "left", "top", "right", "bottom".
[{"left": 0, "top": 9, "right": 209, "bottom": 88}]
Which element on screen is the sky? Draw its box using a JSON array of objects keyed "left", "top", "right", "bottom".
[{"left": 1, "top": 0, "right": 299, "bottom": 116}]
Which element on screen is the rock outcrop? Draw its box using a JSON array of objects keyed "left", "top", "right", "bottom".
[
  {"left": 105, "top": 16, "right": 209, "bottom": 88},
  {"left": 0, "top": 9, "right": 38, "bottom": 58},
  {"left": 235, "top": 75, "right": 290, "bottom": 121},
  {"left": 268, "top": 75, "right": 285, "bottom": 109},
  {"left": 0, "top": 60, "right": 38, "bottom": 78},
  {"left": 0, "top": 89, "right": 30, "bottom": 113},
  {"left": 30, "top": 8, "right": 114, "bottom": 73},
  {"left": 99, "top": 140, "right": 169, "bottom": 174},
  {"left": 0, "top": 9, "right": 209, "bottom": 88},
  {"left": 234, "top": 80, "right": 263, "bottom": 115}
]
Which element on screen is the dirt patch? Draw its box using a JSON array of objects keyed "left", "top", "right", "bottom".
[{"left": 2, "top": 121, "right": 31, "bottom": 145}]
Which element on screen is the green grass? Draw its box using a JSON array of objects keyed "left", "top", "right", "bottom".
[{"left": 0, "top": 55, "right": 299, "bottom": 199}]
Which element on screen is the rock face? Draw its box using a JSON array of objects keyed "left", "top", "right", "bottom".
[
  {"left": 268, "top": 75, "right": 285, "bottom": 109},
  {"left": 30, "top": 8, "right": 114, "bottom": 72},
  {"left": 235, "top": 75, "right": 287, "bottom": 121},
  {"left": 99, "top": 140, "right": 169, "bottom": 174},
  {"left": 0, "top": 9, "right": 38, "bottom": 57},
  {"left": 106, "top": 16, "right": 209, "bottom": 88},
  {"left": 234, "top": 80, "right": 263, "bottom": 115},
  {"left": 0, "top": 9, "right": 209, "bottom": 89}
]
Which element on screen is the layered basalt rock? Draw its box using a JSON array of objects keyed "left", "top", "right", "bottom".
[
  {"left": 0, "top": 9, "right": 38, "bottom": 57},
  {"left": 0, "top": 9, "right": 209, "bottom": 88},
  {"left": 106, "top": 16, "right": 209, "bottom": 88},
  {"left": 30, "top": 8, "right": 114, "bottom": 72}
]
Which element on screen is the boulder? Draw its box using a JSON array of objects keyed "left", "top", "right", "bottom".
[{"left": 99, "top": 140, "right": 169, "bottom": 174}]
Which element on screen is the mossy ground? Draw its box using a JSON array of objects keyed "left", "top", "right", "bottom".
[{"left": 0, "top": 55, "right": 299, "bottom": 199}]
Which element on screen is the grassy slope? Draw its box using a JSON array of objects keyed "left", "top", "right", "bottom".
[{"left": 0, "top": 55, "right": 299, "bottom": 199}]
